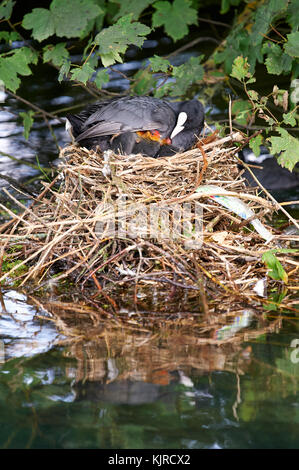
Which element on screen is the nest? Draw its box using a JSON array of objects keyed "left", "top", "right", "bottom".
[{"left": 0, "top": 131, "right": 297, "bottom": 316}]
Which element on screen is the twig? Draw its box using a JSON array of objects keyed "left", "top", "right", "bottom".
[{"left": 6, "top": 90, "right": 63, "bottom": 122}]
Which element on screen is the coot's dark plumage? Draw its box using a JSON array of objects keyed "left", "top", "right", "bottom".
[
  {"left": 239, "top": 146, "right": 299, "bottom": 191},
  {"left": 158, "top": 99, "right": 205, "bottom": 156},
  {"left": 66, "top": 96, "right": 205, "bottom": 157}
]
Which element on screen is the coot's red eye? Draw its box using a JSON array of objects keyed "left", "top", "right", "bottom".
[{"left": 151, "top": 130, "right": 161, "bottom": 137}]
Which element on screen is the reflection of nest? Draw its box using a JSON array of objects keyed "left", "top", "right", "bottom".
[
  {"left": 0, "top": 131, "right": 297, "bottom": 314},
  {"left": 29, "top": 294, "right": 283, "bottom": 385}
]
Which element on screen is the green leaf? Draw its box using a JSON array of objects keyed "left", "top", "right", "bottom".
[
  {"left": 0, "top": 0, "right": 15, "bottom": 20},
  {"left": 152, "top": 0, "right": 197, "bottom": 42},
  {"left": 220, "top": 0, "right": 242, "bottom": 14},
  {"left": 263, "top": 291, "right": 287, "bottom": 311},
  {"left": 154, "top": 81, "right": 173, "bottom": 98},
  {"left": 43, "top": 43, "right": 69, "bottom": 67},
  {"left": 263, "top": 42, "right": 293, "bottom": 75},
  {"left": 286, "top": 0, "right": 299, "bottom": 30},
  {"left": 111, "top": 0, "right": 153, "bottom": 21},
  {"left": 95, "top": 15, "right": 150, "bottom": 67},
  {"left": 247, "top": 90, "right": 259, "bottom": 101},
  {"left": 58, "top": 59, "right": 71, "bottom": 82},
  {"left": 100, "top": 51, "right": 123, "bottom": 68},
  {"left": 231, "top": 99, "right": 252, "bottom": 125},
  {"left": 70, "top": 63, "right": 95, "bottom": 84},
  {"left": 251, "top": 0, "right": 288, "bottom": 49},
  {"left": 230, "top": 56, "right": 251, "bottom": 82},
  {"left": 282, "top": 111, "right": 297, "bottom": 127},
  {"left": 268, "top": 127, "right": 299, "bottom": 171},
  {"left": 262, "top": 251, "right": 288, "bottom": 282},
  {"left": 249, "top": 134, "right": 263, "bottom": 157},
  {"left": 22, "top": 8, "right": 55, "bottom": 41},
  {"left": 169, "top": 56, "right": 203, "bottom": 96},
  {"left": 149, "top": 55, "right": 171, "bottom": 73},
  {"left": 0, "top": 47, "right": 38, "bottom": 92},
  {"left": 0, "top": 31, "right": 20, "bottom": 43},
  {"left": 155, "top": 55, "right": 203, "bottom": 98},
  {"left": 22, "top": 0, "right": 102, "bottom": 41},
  {"left": 19, "top": 110, "right": 34, "bottom": 140},
  {"left": 246, "top": 77, "right": 256, "bottom": 84},
  {"left": 51, "top": 0, "right": 102, "bottom": 38},
  {"left": 94, "top": 69, "right": 109, "bottom": 89},
  {"left": 133, "top": 68, "right": 156, "bottom": 95},
  {"left": 284, "top": 32, "right": 299, "bottom": 58},
  {"left": 214, "top": 29, "right": 254, "bottom": 75}
]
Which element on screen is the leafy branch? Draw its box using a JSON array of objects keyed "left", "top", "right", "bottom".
[
  {"left": 0, "top": 0, "right": 298, "bottom": 170},
  {"left": 230, "top": 55, "right": 299, "bottom": 170}
]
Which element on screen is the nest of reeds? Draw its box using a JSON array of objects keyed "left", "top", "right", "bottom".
[{"left": 1, "top": 130, "right": 298, "bottom": 315}]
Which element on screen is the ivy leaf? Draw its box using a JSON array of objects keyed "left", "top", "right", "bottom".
[
  {"left": 95, "top": 15, "right": 150, "bottom": 67},
  {"left": 152, "top": 0, "right": 197, "bottom": 42},
  {"left": 94, "top": 69, "right": 109, "bottom": 89},
  {"left": 0, "top": 47, "right": 38, "bottom": 92},
  {"left": 284, "top": 32, "right": 299, "bottom": 58},
  {"left": 19, "top": 110, "right": 34, "bottom": 140},
  {"left": 70, "top": 63, "right": 95, "bottom": 84},
  {"left": 43, "top": 43, "right": 69, "bottom": 67},
  {"left": 230, "top": 56, "right": 251, "bottom": 82},
  {"left": 282, "top": 112, "right": 297, "bottom": 127},
  {"left": 268, "top": 127, "right": 299, "bottom": 171},
  {"left": 249, "top": 134, "right": 263, "bottom": 157},
  {"left": 262, "top": 251, "right": 288, "bottom": 283},
  {"left": 0, "top": 0, "right": 15, "bottom": 20},
  {"left": 22, "top": 0, "right": 102, "bottom": 41},
  {"left": 149, "top": 55, "right": 171, "bottom": 73},
  {"left": 111, "top": 0, "right": 153, "bottom": 21}
]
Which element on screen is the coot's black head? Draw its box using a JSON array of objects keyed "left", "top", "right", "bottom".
[
  {"left": 169, "top": 99, "right": 205, "bottom": 131},
  {"left": 166, "top": 99, "right": 205, "bottom": 152}
]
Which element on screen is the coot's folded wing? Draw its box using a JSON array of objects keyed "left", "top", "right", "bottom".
[
  {"left": 75, "top": 119, "right": 159, "bottom": 142},
  {"left": 75, "top": 97, "right": 176, "bottom": 142}
]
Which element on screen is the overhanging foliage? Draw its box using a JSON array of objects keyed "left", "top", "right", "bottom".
[{"left": 0, "top": 0, "right": 298, "bottom": 169}]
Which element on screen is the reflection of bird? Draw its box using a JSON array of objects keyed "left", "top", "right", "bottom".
[
  {"left": 66, "top": 96, "right": 205, "bottom": 157},
  {"left": 239, "top": 146, "right": 299, "bottom": 191}
]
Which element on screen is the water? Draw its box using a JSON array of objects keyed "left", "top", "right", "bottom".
[
  {"left": 0, "top": 290, "right": 299, "bottom": 449},
  {"left": 0, "top": 43, "right": 299, "bottom": 449}
]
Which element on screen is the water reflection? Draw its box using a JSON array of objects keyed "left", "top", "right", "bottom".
[
  {"left": 0, "top": 290, "right": 298, "bottom": 448},
  {"left": 0, "top": 290, "right": 63, "bottom": 360}
]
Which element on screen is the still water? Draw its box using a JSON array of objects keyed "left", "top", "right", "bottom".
[
  {"left": 1, "top": 289, "right": 299, "bottom": 449},
  {"left": 0, "top": 41, "right": 299, "bottom": 449}
]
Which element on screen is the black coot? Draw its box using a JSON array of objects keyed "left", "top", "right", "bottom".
[{"left": 66, "top": 96, "right": 205, "bottom": 157}]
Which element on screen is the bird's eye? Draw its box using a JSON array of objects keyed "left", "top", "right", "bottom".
[{"left": 151, "top": 130, "right": 161, "bottom": 137}]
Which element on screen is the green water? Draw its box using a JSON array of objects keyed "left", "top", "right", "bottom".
[{"left": 1, "top": 290, "right": 299, "bottom": 449}]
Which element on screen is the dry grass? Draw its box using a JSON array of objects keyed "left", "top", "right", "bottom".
[{"left": 0, "top": 130, "right": 298, "bottom": 319}]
